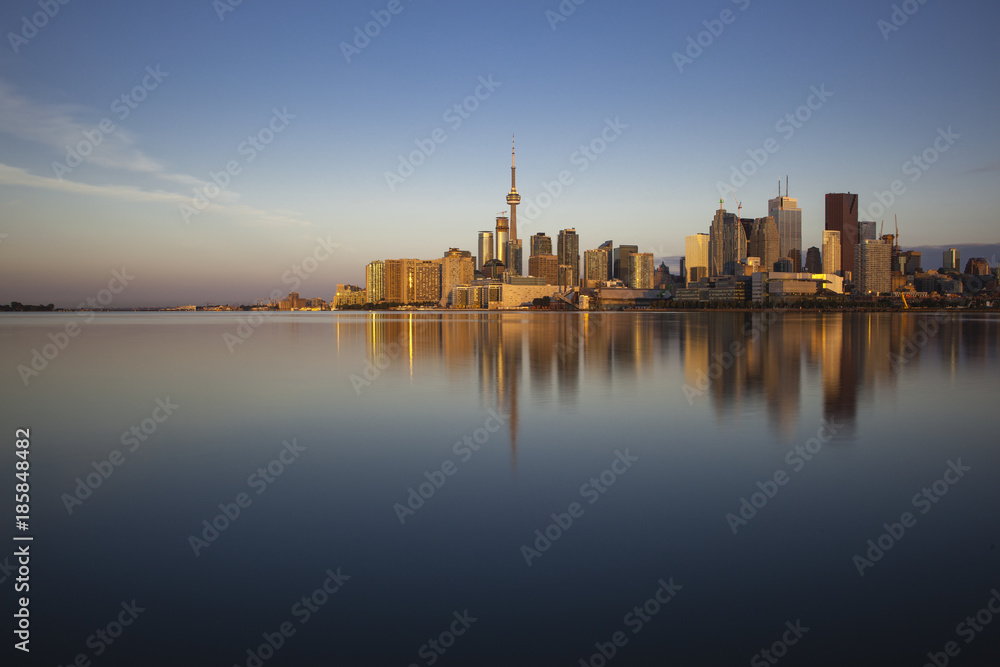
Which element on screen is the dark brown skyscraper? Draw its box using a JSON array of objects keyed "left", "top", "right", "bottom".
[{"left": 825, "top": 193, "right": 859, "bottom": 280}]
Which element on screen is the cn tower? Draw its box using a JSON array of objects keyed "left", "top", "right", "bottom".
[{"left": 506, "top": 136, "right": 519, "bottom": 246}]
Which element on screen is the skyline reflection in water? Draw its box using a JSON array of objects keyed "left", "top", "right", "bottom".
[{"left": 1, "top": 311, "right": 997, "bottom": 666}]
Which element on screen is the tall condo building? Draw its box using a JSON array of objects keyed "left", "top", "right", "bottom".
[
  {"left": 943, "top": 248, "right": 960, "bottom": 271},
  {"left": 685, "top": 233, "right": 709, "bottom": 283},
  {"left": 583, "top": 249, "right": 609, "bottom": 288},
  {"left": 825, "top": 193, "right": 859, "bottom": 281},
  {"left": 613, "top": 245, "right": 639, "bottom": 280},
  {"left": 768, "top": 182, "right": 802, "bottom": 271},
  {"left": 477, "top": 231, "right": 494, "bottom": 271},
  {"left": 506, "top": 239, "right": 523, "bottom": 277},
  {"left": 805, "top": 247, "right": 823, "bottom": 274},
  {"left": 822, "top": 230, "right": 841, "bottom": 275},
  {"left": 748, "top": 217, "right": 779, "bottom": 272},
  {"left": 530, "top": 233, "right": 552, "bottom": 257},
  {"left": 495, "top": 215, "right": 509, "bottom": 267},
  {"left": 598, "top": 240, "right": 614, "bottom": 280},
  {"left": 859, "top": 221, "right": 878, "bottom": 242},
  {"left": 709, "top": 201, "right": 745, "bottom": 275},
  {"left": 557, "top": 228, "right": 580, "bottom": 288},
  {"left": 856, "top": 239, "right": 891, "bottom": 296},
  {"left": 627, "top": 253, "right": 654, "bottom": 289},
  {"left": 528, "top": 254, "right": 559, "bottom": 285},
  {"left": 365, "top": 260, "right": 385, "bottom": 303}
]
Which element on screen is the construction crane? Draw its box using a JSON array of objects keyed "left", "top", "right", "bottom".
[
  {"left": 895, "top": 215, "right": 900, "bottom": 253},
  {"left": 729, "top": 185, "right": 742, "bottom": 218}
]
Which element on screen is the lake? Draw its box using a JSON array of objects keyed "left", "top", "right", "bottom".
[{"left": 2, "top": 311, "right": 998, "bottom": 665}]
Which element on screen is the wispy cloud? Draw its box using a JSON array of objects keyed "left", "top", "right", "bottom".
[
  {"left": 0, "top": 81, "right": 311, "bottom": 228},
  {"left": 963, "top": 161, "right": 1000, "bottom": 175}
]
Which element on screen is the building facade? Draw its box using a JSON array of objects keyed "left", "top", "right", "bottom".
[{"left": 825, "top": 193, "right": 859, "bottom": 281}]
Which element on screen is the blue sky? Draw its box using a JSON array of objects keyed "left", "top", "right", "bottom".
[{"left": 0, "top": 0, "right": 997, "bottom": 306}]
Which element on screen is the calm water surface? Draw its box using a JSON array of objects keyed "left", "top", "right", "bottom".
[{"left": 1, "top": 311, "right": 998, "bottom": 666}]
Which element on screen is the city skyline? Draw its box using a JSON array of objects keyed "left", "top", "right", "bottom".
[{"left": 0, "top": 0, "right": 997, "bottom": 307}]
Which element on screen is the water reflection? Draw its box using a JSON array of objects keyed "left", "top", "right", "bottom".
[{"left": 358, "top": 312, "right": 999, "bottom": 448}]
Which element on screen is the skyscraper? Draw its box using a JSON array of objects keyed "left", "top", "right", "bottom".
[
  {"left": 709, "top": 201, "right": 745, "bottom": 276},
  {"left": 627, "top": 252, "right": 654, "bottom": 289},
  {"left": 856, "top": 239, "right": 891, "bottom": 296},
  {"left": 748, "top": 217, "right": 779, "bottom": 272},
  {"left": 598, "top": 240, "right": 614, "bottom": 280},
  {"left": 583, "top": 249, "right": 608, "bottom": 288},
  {"left": 825, "top": 193, "right": 859, "bottom": 281},
  {"left": 822, "top": 230, "right": 841, "bottom": 275},
  {"left": 768, "top": 183, "right": 802, "bottom": 271},
  {"left": 506, "top": 238, "right": 523, "bottom": 276},
  {"left": 943, "top": 248, "right": 960, "bottom": 271},
  {"left": 365, "top": 260, "right": 385, "bottom": 303},
  {"left": 495, "top": 215, "right": 509, "bottom": 267},
  {"left": 685, "top": 233, "right": 709, "bottom": 283},
  {"left": 859, "top": 221, "right": 878, "bottom": 242},
  {"left": 613, "top": 245, "right": 638, "bottom": 280},
  {"left": 528, "top": 254, "right": 558, "bottom": 285},
  {"left": 557, "top": 228, "right": 580, "bottom": 288},
  {"left": 477, "top": 231, "right": 494, "bottom": 271},
  {"left": 530, "top": 233, "right": 552, "bottom": 257},
  {"left": 805, "top": 247, "right": 822, "bottom": 274}
]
